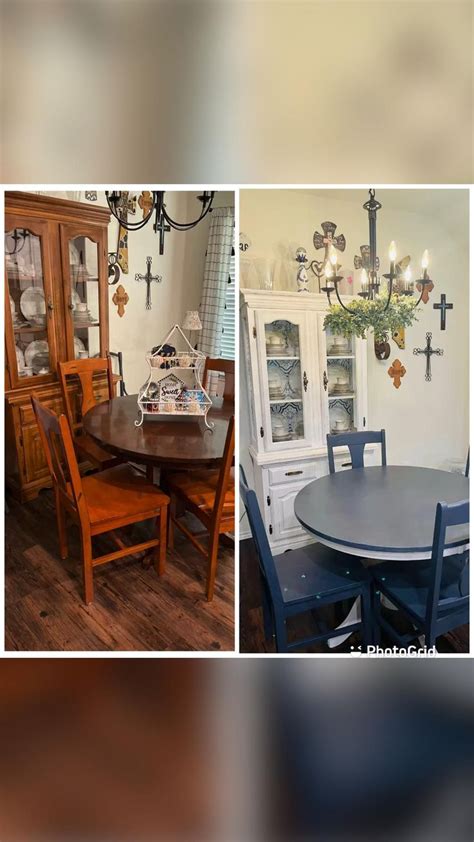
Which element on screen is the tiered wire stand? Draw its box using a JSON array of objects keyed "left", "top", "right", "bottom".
[{"left": 135, "top": 324, "right": 213, "bottom": 429}]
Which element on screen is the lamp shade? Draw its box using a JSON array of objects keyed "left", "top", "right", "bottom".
[{"left": 182, "top": 310, "right": 202, "bottom": 331}]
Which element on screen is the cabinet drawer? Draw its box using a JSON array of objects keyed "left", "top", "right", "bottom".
[
  {"left": 20, "top": 397, "right": 64, "bottom": 426},
  {"left": 268, "top": 462, "right": 318, "bottom": 486}
]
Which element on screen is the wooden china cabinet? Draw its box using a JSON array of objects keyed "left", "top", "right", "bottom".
[{"left": 5, "top": 192, "right": 112, "bottom": 502}]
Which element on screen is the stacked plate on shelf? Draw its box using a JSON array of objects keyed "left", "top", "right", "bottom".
[{"left": 74, "top": 306, "right": 97, "bottom": 325}]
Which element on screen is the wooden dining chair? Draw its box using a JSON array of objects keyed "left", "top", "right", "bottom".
[
  {"left": 31, "top": 394, "right": 169, "bottom": 605},
  {"left": 327, "top": 429, "right": 387, "bottom": 474},
  {"left": 58, "top": 356, "right": 120, "bottom": 470},
  {"left": 239, "top": 468, "right": 372, "bottom": 653},
  {"left": 203, "top": 358, "right": 235, "bottom": 402},
  {"left": 167, "top": 416, "right": 235, "bottom": 601},
  {"left": 371, "top": 499, "right": 469, "bottom": 649}
]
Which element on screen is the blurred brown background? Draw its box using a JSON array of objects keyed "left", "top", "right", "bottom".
[{"left": 1, "top": 0, "right": 472, "bottom": 183}]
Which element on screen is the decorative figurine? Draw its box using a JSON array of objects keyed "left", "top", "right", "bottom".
[{"left": 295, "top": 248, "right": 310, "bottom": 293}]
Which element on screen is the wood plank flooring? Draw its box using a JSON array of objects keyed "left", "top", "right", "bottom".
[
  {"left": 240, "top": 538, "right": 469, "bottom": 654},
  {"left": 5, "top": 490, "right": 234, "bottom": 652}
]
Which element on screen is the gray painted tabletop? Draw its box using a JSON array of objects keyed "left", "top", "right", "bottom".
[{"left": 294, "top": 466, "right": 469, "bottom": 560}]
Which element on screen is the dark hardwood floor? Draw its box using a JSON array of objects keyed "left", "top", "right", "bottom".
[
  {"left": 240, "top": 538, "right": 469, "bottom": 654},
  {"left": 5, "top": 490, "right": 234, "bottom": 652}
]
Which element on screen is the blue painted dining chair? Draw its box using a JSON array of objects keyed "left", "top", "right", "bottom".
[
  {"left": 239, "top": 467, "right": 372, "bottom": 653},
  {"left": 371, "top": 499, "right": 469, "bottom": 650},
  {"left": 327, "top": 429, "right": 387, "bottom": 474}
]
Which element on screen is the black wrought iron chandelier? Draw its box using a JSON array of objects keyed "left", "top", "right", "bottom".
[
  {"left": 322, "top": 189, "right": 433, "bottom": 314},
  {"left": 105, "top": 190, "right": 215, "bottom": 255}
]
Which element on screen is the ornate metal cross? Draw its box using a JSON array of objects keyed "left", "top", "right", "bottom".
[
  {"left": 135, "top": 256, "right": 162, "bottom": 310},
  {"left": 413, "top": 332, "right": 443, "bottom": 381},
  {"left": 310, "top": 221, "right": 346, "bottom": 291},
  {"left": 433, "top": 293, "right": 453, "bottom": 330}
]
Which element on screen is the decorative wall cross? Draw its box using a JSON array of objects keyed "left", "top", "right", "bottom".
[
  {"left": 354, "top": 244, "right": 380, "bottom": 272},
  {"left": 388, "top": 358, "right": 406, "bottom": 389},
  {"left": 416, "top": 278, "right": 434, "bottom": 303},
  {"left": 413, "top": 332, "right": 443, "bottom": 381},
  {"left": 310, "top": 221, "right": 346, "bottom": 291},
  {"left": 154, "top": 213, "right": 171, "bottom": 255},
  {"left": 135, "top": 256, "right": 162, "bottom": 310},
  {"left": 112, "top": 284, "right": 129, "bottom": 318},
  {"left": 116, "top": 191, "right": 136, "bottom": 274},
  {"left": 138, "top": 190, "right": 154, "bottom": 218},
  {"left": 433, "top": 293, "right": 453, "bottom": 330}
]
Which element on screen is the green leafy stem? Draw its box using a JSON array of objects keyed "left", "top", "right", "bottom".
[{"left": 323, "top": 292, "right": 419, "bottom": 342}]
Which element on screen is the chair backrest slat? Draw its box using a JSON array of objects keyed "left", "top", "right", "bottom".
[
  {"left": 327, "top": 429, "right": 387, "bottom": 473},
  {"left": 212, "top": 416, "right": 235, "bottom": 524},
  {"left": 239, "top": 475, "right": 284, "bottom": 608},
  {"left": 58, "top": 356, "right": 114, "bottom": 434},
  {"left": 203, "top": 358, "right": 235, "bottom": 402},
  {"left": 31, "top": 393, "right": 88, "bottom": 522},
  {"left": 426, "top": 499, "right": 469, "bottom": 637}
]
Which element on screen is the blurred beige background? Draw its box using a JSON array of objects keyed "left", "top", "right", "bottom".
[{"left": 1, "top": 0, "right": 472, "bottom": 183}]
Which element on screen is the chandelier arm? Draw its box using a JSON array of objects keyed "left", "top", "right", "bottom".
[
  {"left": 161, "top": 192, "right": 215, "bottom": 229},
  {"left": 105, "top": 191, "right": 158, "bottom": 230},
  {"left": 334, "top": 283, "right": 358, "bottom": 315},
  {"left": 382, "top": 277, "right": 394, "bottom": 313}
]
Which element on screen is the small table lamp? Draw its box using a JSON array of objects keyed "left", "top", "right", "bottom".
[{"left": 182, "top": 310, "right": 202, "bottom": 349}]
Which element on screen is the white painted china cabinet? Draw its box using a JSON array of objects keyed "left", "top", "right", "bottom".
[{"left": 241, "top": 288, "right": 372, "bottom": 551}]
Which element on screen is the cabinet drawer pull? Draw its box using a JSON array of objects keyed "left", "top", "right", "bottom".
[{"left": 285, "top": 469, "right": 303, "bottom": 476}]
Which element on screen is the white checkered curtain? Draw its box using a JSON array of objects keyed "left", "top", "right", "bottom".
[{"left": 199, "top": 206, "right": 234, "bottom": 396}]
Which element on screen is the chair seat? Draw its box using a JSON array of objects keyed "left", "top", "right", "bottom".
[
  {"left": 274, "top": 542, "right": 369, "bottom": 604},
  {"left": 81, "top": 464, "right": 169, "bottom": 528},
  {"left": 75, "top": 432, "right": 119, "bottom": 470},
  {"left": 371, "top": 555, "right": 469, "bottom": 623},
  {"left": 166, "top": 468, "right": 235, "bottom": 519}
]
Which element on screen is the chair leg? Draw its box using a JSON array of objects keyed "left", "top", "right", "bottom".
[
  {"left": 168, "top": 497, "right": 176, "bottom": 550},
  {"left": 206, "top": 529, "right": 221, "bottom": 602},
  {"left": 274, "top": 613, "right": 289, "bottom": 653},
  {"left": 81, "top": 535, "right": 94, "bottom": 605},
  {"left": 155, "top": 505, "right": 167, "bottom": 576},
  {"left": 55, "top": 489, "right": 68, "bottom": 560},
  {"left": 261, "top": 581, "right": 274, "bottom": 641},
  {"left": 360, "top": 586, "right": 372, "bottom": 651}
]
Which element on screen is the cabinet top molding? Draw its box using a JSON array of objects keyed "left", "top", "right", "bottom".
[
  {"left": 5, "top": 191, "right": 111, "bottom": 225},
  {"left": 240, "top": 287, "right": 357, "bottom": 311}
]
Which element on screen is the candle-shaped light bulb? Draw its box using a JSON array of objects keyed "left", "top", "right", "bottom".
[
  {"left": 329, "top": 246, "right": 337, "bottom": 267},
  {"left": 404, "top": 265, "right": 413, "bottom": 292},
  {"left": 360, "top": 268, "right": 369, "bottom": 292},
  {"left": 325, "top": 260, "right": 332, "bottom": 278},
  {"left": 421, "top": 249, "right": 429, "bottom": 270},
  {"left": 388, "top": 241, "right": 397, "bottom": 263}
]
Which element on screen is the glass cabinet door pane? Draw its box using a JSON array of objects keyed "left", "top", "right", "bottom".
[
  {"left": 5, "top": 226, "right": 53, "bottom": 379},
  {"left": 323, "top": 330, "right": 358, "bottom": 434},
  {"left": 68, "top": 236, "right": 101, "bottom": 359},
  {"left": 264, "top": 319, "right": 305, "bottom": 443}
]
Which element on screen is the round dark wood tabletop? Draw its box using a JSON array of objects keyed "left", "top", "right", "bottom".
[
  {"left": 83, "top": 395, "right": 232, "bottom": 468},
  {"left": 294, "top": 466, "right": 469, "bottom": 560}
]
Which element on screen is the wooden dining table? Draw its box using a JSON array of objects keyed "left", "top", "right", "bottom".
[{"left": 83, "top": 394, "right": 233, "bottom": 471}]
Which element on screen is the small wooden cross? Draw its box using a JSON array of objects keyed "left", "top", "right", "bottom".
[
  {"left": 138, "top": 190, "right": 154, "bottom": 219},
  {"left": 112, "top": 284, "right": 129, "bottom": 318},
  {"left": 433, "top": 293, "right": 453, "bottom": 330},
  {"left": 416, "top": 278, "right": 434, "bottom": 304},
  {"left": 413, "top": 332, "right": 443, "bottom": 381},
  {"left": 388, "top": 358, "right": 406, "bottom": 389},
  {"left": 154, "top": 212, "right": 171, "bottom": 255},
  {"left": 135, "top": 256, "right": 162, "bottom": 310}
]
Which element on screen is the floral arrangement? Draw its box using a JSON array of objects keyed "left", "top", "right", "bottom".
[{"left": 323, "top": 292, "right": 419, "bottom": 342}]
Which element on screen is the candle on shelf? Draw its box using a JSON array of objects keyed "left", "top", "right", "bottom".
[{"left": 360, "top": 268, "right": 369, "bottom": 294}]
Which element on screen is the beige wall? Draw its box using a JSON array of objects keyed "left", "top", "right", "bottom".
[{"left": 240, "top": 188, "right": 469, "bottom": 472}]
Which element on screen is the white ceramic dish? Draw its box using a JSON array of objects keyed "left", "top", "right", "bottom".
[
  {"left": 15, "top": 345, "right": 25, "bottom": 370},
  {"left": 329, "top": 403, "right": 351, "bottom": 433},
  {"left": 74, "top": 336, "right": 86, "bottom": 358},
  {"left": 20, "top": 287, "right": 46, "bottom": 320},
  {"left": 24, "top": 339, "right": 49, "bottom": 367}
]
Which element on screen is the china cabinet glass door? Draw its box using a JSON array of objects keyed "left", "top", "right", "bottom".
[
  {"left": 318, "top": 314, "right": 364, "bottom": 436},
  {"left": 60, "top": 223, "right": 107, "bottom": 362},
  {"left": 256, "top": 310, "right": 313, "bottom": 451},
  {"left": 4, "top": 216, "right": 58, "bottom": 387}
]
